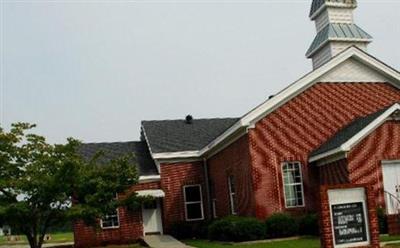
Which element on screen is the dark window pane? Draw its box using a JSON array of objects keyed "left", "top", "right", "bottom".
[
  {"left": 144, "top": 200, "right": 157, "bottom": 209},
  {"left": 186, "top": 203, "right": 202, "bottom": 220},
  {"left": 185, "top": 186, "right": 201, "bottom": 202},
  {"left": 101, "top": 210, "right": 119, "bottom": 228},
  {"left": 229, "top": 176, "right": 236, "bottom": 193}
]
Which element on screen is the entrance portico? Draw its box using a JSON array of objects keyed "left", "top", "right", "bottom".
[{"left": 137, "top": 189, "right": 165, "bottom": 235}]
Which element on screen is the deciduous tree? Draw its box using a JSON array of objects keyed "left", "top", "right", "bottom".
[{"left": 0, "top": 123, "right": 141, "bottom": 248}]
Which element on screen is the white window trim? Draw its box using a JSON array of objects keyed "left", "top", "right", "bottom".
[
  {"left": 212, "top": 199, "right": 217, "bottom": 218},
  {"left": 183, "top": 184, "right": 205, "bottom": 221},
  {"left": 228, "top": 176, "right": 237, "bottom": 215},
  {"left": 282, "top": 162, "right": 306, "bottom": 209},
  {"left": 100, "top": 208, "right": 120, "bottom": 229}
]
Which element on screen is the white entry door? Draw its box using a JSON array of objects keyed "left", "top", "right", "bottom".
[
  {"left": 142, "top": 199, "right": 163, "bottom": 235},
  {"left": 382, "top": 161, "right": 400, "bottom": 214}
]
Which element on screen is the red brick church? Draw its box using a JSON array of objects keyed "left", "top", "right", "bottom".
[{"left": 73, "top": 0, "right": 400, "bottom": 247}]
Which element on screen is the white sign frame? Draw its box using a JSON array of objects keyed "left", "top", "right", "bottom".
[{"left": 328, "top": 187, "right": 370, "bottom": 248}]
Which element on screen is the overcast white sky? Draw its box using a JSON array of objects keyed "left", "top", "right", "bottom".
[{"left": 1, "top": 0, "right": 400, "bottom": 143}]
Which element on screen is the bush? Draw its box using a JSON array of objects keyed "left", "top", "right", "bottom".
[
  {"left": 169, "top": 220, "right": 210, "bottom": 239},
  {"left": 377, "top": 207, "right": 388, "bottom": 234},
  {"left": 208, "top": 216, "right": 266, "bottom": 242},
  {"left": 297, "top": 213, "right": 319, "bottom": 236},
  {"left": 169, "top": 221, "right": 193, "bottom": 239},
  {"left": 265, "top": 213, "right": 298, "bottom": 238}
]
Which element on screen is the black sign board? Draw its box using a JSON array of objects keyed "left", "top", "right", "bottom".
[{"left": 331, "top": 202, "right": 368, "bottom": 245}]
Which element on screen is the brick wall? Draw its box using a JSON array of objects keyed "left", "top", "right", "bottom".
[
  {"left": 248, "top": 83, "right": 400, "bottom": 219},
  {"left": 207, "top": 135, "right": 256, "bottom": 217},
  {"left": 319, "top": 184, "right": 380, "bottom": 248},
  {"left": 73, "top": 181, "right": 160, "bottom": 248},
  {"left": 319, "top": 159, "right": 349, "bottom": 185},
  {"left": 348, "top": 120, "right": 400, "bottom": 208},
  {"left": 346, "top": 120, "right": 400, "bottom": 235},
  {"left": 387, "top": 214, "right": 400, "bottom": 235},
  {"left": 159, "top": 161, "right": 208, "bottom": 233}
]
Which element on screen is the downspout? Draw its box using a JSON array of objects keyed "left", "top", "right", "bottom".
[{"left": 203, "top": 157, "right": 212, "bottom": 220}]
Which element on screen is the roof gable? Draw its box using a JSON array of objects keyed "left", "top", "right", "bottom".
[
  {"left": 309, "top": 103, "right": 400, "bottom": 162},
  {"left": 141, "top": 118, "right": 239, "bottom": 156},
  {"left": 79, "top": 141, "right": 159, "bottom": 176},
  {"left": 317, "top": 58, "right": 390, "bottom": 83},
  {"left": 149, "top": 47, "right": 400, "bottom": 160}
]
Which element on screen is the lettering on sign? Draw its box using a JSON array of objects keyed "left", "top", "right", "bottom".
[{"left": 331, "top": 202, "right": 367, "bottom": 245}]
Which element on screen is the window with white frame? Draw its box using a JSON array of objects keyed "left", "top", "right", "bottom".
[
  {"left": 100, "top": 209, "right": 120, "bottom": 229},
  {"left": 183, "top": 185, "right": 204, "bottom": 221},
  {"left": 282, "top": 162, "right": 305, "bottom": 208},
  {"left": 228, "top": 175, "right": 237, "bottom": 215}
]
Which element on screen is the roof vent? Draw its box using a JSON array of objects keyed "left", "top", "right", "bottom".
[{"left": 185, "top": 115, "right": 193, "bottom": 124}]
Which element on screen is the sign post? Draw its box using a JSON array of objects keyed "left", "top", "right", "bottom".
[{"left": 320, "top": 184, "right": 380, "bottom": 248}]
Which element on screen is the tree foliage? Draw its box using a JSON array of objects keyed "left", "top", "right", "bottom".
[{"left": 0, "top": 123, "right": 141, "bottom": 248}]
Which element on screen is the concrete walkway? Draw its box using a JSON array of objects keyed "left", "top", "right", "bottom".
[{"left": 142, "top": 235, "right": 194, "bottom": 248}]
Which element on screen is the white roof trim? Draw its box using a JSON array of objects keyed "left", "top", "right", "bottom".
[
  {"left": 309, "top": 147, "right": 343, "bottom": 163},
  {"left": 152, "top": 150, "right": 201, "bottom": 160},
  {"left": 341, "top": 103, "right": 400, "bottom": 151},
  {"left": 136, "top": 189, "right": 165, "bottom": 198},
  {"left": 309, "top": 103, "right": 400, "bottom": 163},
  {"left": 139, "top": 175, "right": 161, "bottom": 182},
  {"left": 148, "top": 47, "right": 400, "bottom": 160}
]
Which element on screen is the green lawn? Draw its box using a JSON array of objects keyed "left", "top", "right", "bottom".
[
  {"left": 2, "top": 233, "right": 400, "bottom": 248},
  {"left": 0, "top": 232, "right": 73, "bottom": 245},
  {"left": 185, "top": 237, "right": 320, "bottom": 248},
  {"left": 184, "top": 235, "right": 400, "bottom": 248}
]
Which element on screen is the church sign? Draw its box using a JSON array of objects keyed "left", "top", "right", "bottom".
[
  {"left": 322, "top": 186, "right": 379, "bottom": 248},
  {"left": 331, "top": 202, "right": 368, "bottom": 245}
]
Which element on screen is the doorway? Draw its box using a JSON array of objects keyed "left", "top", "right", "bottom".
[{"left": 142, "top": 199, "right": 163, "bottom": 235}]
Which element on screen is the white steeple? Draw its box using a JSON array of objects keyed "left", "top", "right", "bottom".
[{"left": 307, "top": 0, "right": 372, "bottom": 69}]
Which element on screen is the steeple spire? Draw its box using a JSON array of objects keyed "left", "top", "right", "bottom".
[{"left": 307, "top": 0, "right": 372, "bottom": 69}]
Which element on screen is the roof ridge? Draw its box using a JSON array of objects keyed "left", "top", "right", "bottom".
[
  {"left": 141, "top": 117, "right": 239, "bottom": 123},
  {"left": 82, "top": 141, "right": 142, "bottom": 145}
]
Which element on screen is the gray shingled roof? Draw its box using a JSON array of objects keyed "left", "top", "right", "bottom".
[
  {"left": 142, "top": 118, "right": 239, "bottom": 153},
  {"left": 79, "top": 141, "right": 158, "bottom": 176},
  {"left": 306, "top": 23, "right": 372, "bottom": 57},
  {"left": 310, "top": 106, "right": 390, "bottom": 158}
]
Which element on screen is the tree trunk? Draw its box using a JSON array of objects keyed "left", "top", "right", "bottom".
[{"left": 26, "top": 234, "right": 38, "bottom": 248}]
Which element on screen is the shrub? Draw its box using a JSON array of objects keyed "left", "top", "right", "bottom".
[
  {"left": 208, "top": 216, "right": 266, "bottom": 242},
  {"left": 208, "top": 218, "right": 235, "bottom": 241},
  {"left": 169, "top": 220, "right": 210, "bottom": 239},
  {"left": 169, "top": 221, "right": 193, "bottom": 239},
  {"left": 297, "top": 213, "right": 319, "bottom": 236},
  {"left": 265, "top": 213, "right": 298, "bottom": 238},
  {"left": 377, "top": 207, "right": 388, "bottom": 234}
]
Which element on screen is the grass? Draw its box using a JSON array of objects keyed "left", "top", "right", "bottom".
[
  {"left": 382, "top": 235, "right": 400, "bottom": 242},
  {"left": 184, "top": 237, "right": 321, "bottom": 248},
  {"left": 184, "top": 235, "right": 400, "bottom": 248},
  {"left": 0, "top": 232, "right": 73, "bottom": 245},
  {"left": 95, "top": 245, "right": 144, "bottom": 248},
  {"left": 1, "top": 233, "right": 400, "bottom": 248}
]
